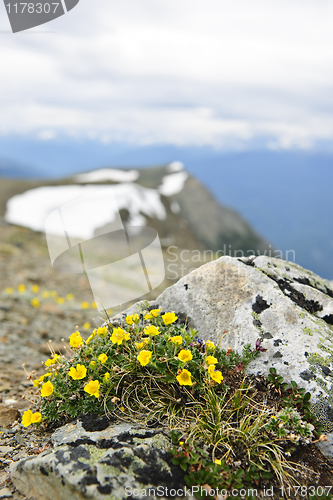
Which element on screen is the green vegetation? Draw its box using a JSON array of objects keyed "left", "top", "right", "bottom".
[{"left": 23, "top": 306, "right": 328, "bottom": 497}]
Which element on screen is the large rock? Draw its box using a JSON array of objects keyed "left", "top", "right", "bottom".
[
  {"left": 118, "top": 255, "right": 333, "bottom": 430},
  {"left": 11, "top": 420, "right": 188, "bottom": 500}
]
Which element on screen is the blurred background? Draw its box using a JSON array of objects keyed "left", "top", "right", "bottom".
[{"left": 1, "top": 0, "right": 333, "bottom": 304}]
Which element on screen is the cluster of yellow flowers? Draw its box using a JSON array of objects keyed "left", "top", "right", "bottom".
[
  {"left": 29, "top": 308, "right": 225, "bottom": 427},
  {"left": 21, "top": 409, "right": 42, "bottom": 427},
  {"left": 3, "top": 285, "right": 98, "bottom": 310}
]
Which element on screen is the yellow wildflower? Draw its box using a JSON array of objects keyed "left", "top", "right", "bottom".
[
  {"left": 31, "top": 412, "right": 42, "bottom": 424},
  {"left": 210, "top": 369, "right": 223, "bottom": 384},
  {"left": 168, "top": 335, "right": 183, "bottom": 345},
  {"left": 83, "top": 322, "right": 91, "bottom": 330},
  {"left": 137, "top": 350, "right": 152, "bottom": 366},
  {"left": 34, "top": 372, "right": 52, "bottom": 386},
  {"left": 66, "top": 293, "right": 74, "bottom": 300},
  {"left": 51, "top": 290, "right": 58, "bottom": 298},
  {"left": 205, "top": 341, "right": 215, "bottom": 351},
  {"left": 90, "top": 361, "right": 96, "bottom": 368},
  {"left": 208, "top": 365, "right": 215, "bottom": 375},
  {"left": 135, "top": 338, "right": 150, "bottom": 349},
  {"left": 41, "top": 291, "right": 50, "bottom": 298},
  {"left": 84, "top": 380, "right": 100, "bottom": 398},
  {"left": 5, "top": 287, "right": 14, "bottom": 294},
  {"left": 176, "top": 369, "right": 193, "bottom": 386},
  {"left": 126, "top": 315, "right": 133, "bottom": 325},
  {"left": 22, "top": 410, "right": 33, "bottom": 427},
  {"left": 206, "top": 356, "right": 218, "bottom": 365},
  {"left": 144, "top": 325, "right": 160, "bottom": 337},
  {"left": 81, "top": 301, "right": 89, "bottom": 309},
  {"left": 162, "top": 312, "right": 178, "bottom": 325},
  {"left": 103, "top": 372, "right": 110, "bottom": 383},
  {"left": 120, "top": 406, "right": 125, "bottom": 412},
  {"left": 150, "top": 308, "right": 161, "bottom": 318},
  {"left": 22, "top": 410, "right": 41, "bottom": 427},
  {"left": 98, "top": 353, "right": 108, "bottom": 364},
  {"left": 214, "top": 459, "right": 222, "bottom": 465},
  {"left": 57, "top": 297, "right": 65, "bottom": 304},
  {"left": 41, "top": 381, "right": 54, "bottom": 397},
  {"left": 96, "top": 326, "right": 108, "bottom": 337},
  {"left": 178, "top": 350, "right": 193, "bottom": 363},
  {"left": 69, "top": 364, "right": 87, "bottom": 380},
  {"left": 144, "top": 313, "right": 152, "bottom": 320},
  {"left": 132, "top": 314, "right": 140, "bottom": 324},
  {"left": 86, "top": 333, "right": 95, "bottom": 344},
  {"left": 18, "top": 284, "right": 26, "bottom": 293},
  {"left": 69, "top": 331, "right": 83, "bottom": 348},
  {"left": 179, "top": 441, "right": 184, "bottom": 446},
  {"left": 111, "top": 327, "right": 130, "bottom": 345},
  {"left": 45, "top": 354, "right": 61, "bottom": 367},
  {"left": 31, "top": 284, "right": 39, "bottom": 293},
  {"left": 91, "top": 301, "right": 97, "bottom": 309},
  {"left": 31, "top": 298, "right": 40, "bottom": 308}
]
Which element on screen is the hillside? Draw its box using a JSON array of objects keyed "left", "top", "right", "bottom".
[{"left": 1, "top": 162, "right": 270, "bottom": 256}]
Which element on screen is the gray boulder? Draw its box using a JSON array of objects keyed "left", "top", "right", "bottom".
[
  {"left": 11, "top": 420, "right": 189, "bottom": 500},
  {"left": 117, "top": 255, "right": 333, "bottom": 430}
]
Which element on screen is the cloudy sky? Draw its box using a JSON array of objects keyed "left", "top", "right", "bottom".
[{"left": 1, "top": 0, "right": 333, "bottom": 150}]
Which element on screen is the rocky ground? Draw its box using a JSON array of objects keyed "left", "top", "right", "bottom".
[{"left": 0, "top": 222, "right": 119, "bottom": 499}]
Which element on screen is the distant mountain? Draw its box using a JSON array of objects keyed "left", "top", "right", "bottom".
[
  {"left": 1, "top": 164, "right": 271, "bottom": 266},
  {"left": 0, "top": 157, "right": 42, "bottom": 179}
]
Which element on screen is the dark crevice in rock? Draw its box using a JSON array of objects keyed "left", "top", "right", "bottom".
[
  {"left": 293, "top": 276, "right": 333, "bottom": 300},
  {"left": 323, "top": 314, "right": 333, "bottom": 325},
  {"left": 252, "top": 295, "right": 270, "bottom": 314},
  {"left": 70, "top": 438, "right": 97, "bottom": 448},
  {"left": 40, "top": 466, "right": 49, "bottom": 476},
  {"left": 238, "top": 258, "right": 255, "bottom": 267},
  {"left": 79, "top": 414, "right": 110, "bottom": 432},
  {"left": 97, "top": 485, "right": 112, "bottom": 494},
  {"left": 259, "top": 271, "right": 324, "bottom": 315}
]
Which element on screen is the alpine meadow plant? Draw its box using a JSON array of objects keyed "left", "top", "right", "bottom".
[
  {"left": 26, "top": 306, "right": 260, "bottom": 425},
  {"left": 22, "top": 305, "right": 328, "bottom": 495}
]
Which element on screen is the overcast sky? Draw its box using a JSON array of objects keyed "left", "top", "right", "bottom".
[{"left": 1, "top": 0, "right": 333, "bottom": 150}]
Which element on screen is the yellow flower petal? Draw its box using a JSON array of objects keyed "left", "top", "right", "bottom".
[
  {"left": 41, "top": 381, "right": 54, "bottom": 397},
  {"left": 176, "top": 369, "right": 193, "bottom": 386},
  {"left": 69, "top": 364, "right": 87, "bottom": 380},
  {"left": 144, "top": 325, "right": 160, "bottom": 337},
  {"left": 162, "top": 312, "right": 178, "bottom": 325},
  {"left": 98, "top": 353, "right": 108, "bottom": 364},
  {"left": 84, "top": 380, "right": 100, "bottom": 398},
  {"left": 178, "top": 350, "right": 193, "bottom": 363},
  {"left": 137, "top": 350, "right": 152, "bottom": 366}
]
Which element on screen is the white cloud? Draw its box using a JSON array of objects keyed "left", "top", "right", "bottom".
[{"left": 1, "top": 0, "right": 333, "bottom": 148}]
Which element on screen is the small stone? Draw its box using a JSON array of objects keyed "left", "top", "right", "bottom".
[
  {"left": 0, "top": 406, "right": 20, "bottom": 429},
  {"left": 0, "top": 446, "right": 13, "bottom": 454},
  {"left": 14, "top": 435, "right": 25, "bottom": 446},
  {"left": 0, "top": 487, "right": 12, "bottom": 499}
]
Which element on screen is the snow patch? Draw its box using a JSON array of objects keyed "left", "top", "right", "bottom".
[
  {"left": 170, "top": 201, "right": 181, "bottom": 214},
  {"left": 5, "top": 184, "right": 166, "bottom": 239},
  {"left": 158, "top": 171, "right": 188, "bottom": 197},
  {"left": 74, "top": 168, "right": 139, "bottom": 183},
  {"left": 168, "top": 161, "right": 184, "bottom": 172}
]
